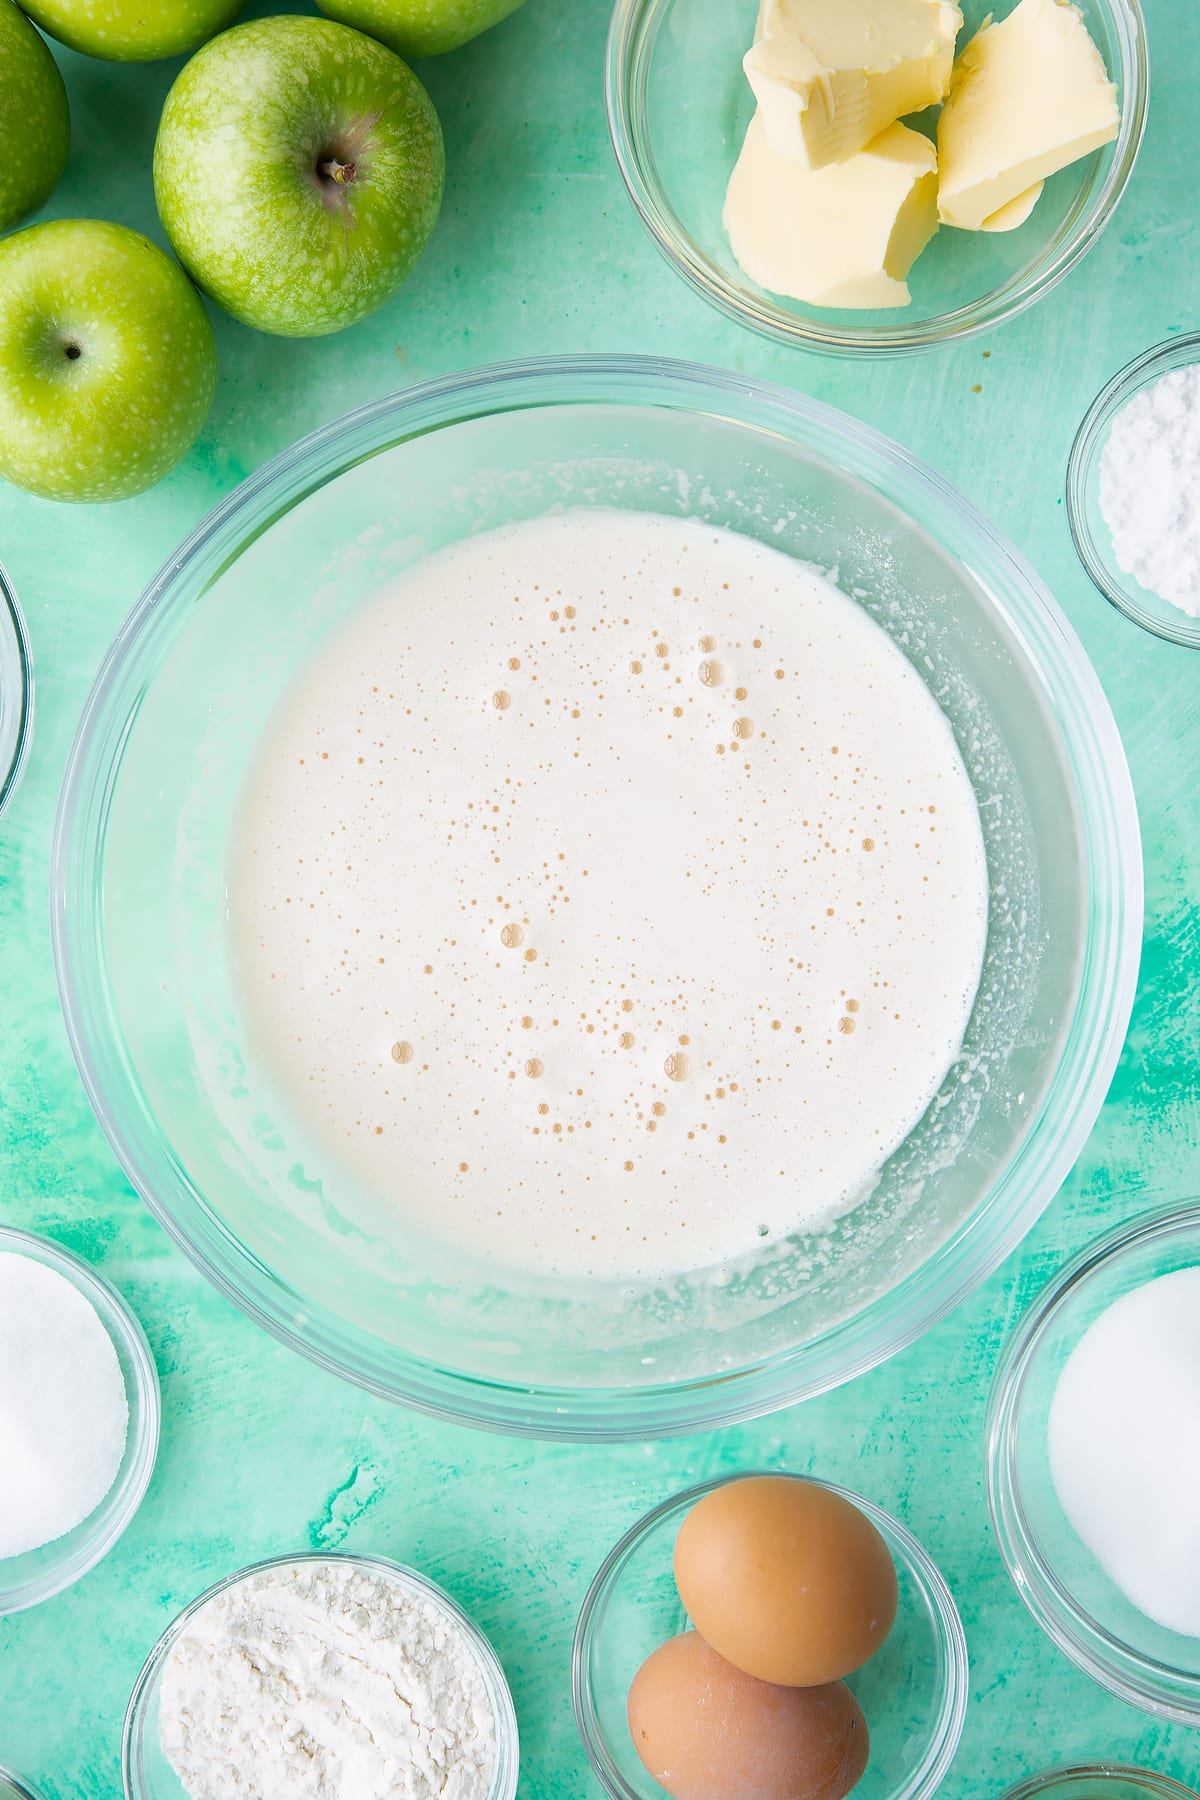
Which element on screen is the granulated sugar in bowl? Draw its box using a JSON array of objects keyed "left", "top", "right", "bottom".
[
  {"left": 0, "top": 1250, "right": 127, "bottom": 1560},
  {"left": 1049, "top": 1266, "right": 1200, "bottom": 1638},
  {"left": 0, "top": 1226, "right": 159, "bottom": 1616}
]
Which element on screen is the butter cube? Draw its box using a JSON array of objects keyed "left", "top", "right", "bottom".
[
  {"left": 745, "top": 0, "right": 963, "bottom": 169},
  {"left": 938, "top": 0, "right": 1120, "bottom": 230},
  {"left": 723, "top": 115, "right": 939, "bottom": 309},
  {"left": 980, "top": 182, "right": 1044, "bottom": 231}
]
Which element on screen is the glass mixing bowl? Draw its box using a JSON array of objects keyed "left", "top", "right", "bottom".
[
  {"left": 123, "top": 1552, "right": 519, "bottom": 1800},
  {"left": 606, "top": 0, "right": 1148, "bottom": 355},
  {"left": 573, "top": 1473, "right": 967, "bottom": 1800},
  {"left": 0, "top": 1769, "right": 46, "bottom": 1800},
  {"left": 52, "top": 355, "right": 1142, "bottom": 1440},
  {"left": 0, "top": 561, "right": 33, "bottom": 822},
  {"left": 998, "top": 1771, "right": 1200, "bottom": 1800},
  {"left": 988, "top": 1202, "right": 1200, "bottom": 1726}
]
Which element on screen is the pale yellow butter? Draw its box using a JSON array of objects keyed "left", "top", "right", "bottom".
[
  {"left": 981, "top": 182, "right": 1044, "bottom": 231},
  {"left": 723, "top": 115, "right": 939, "bottom": 309},
  {"left": 745, "top": 0, "right": 963, "bottom": 169},
  {"left": 938, "top": 0, "right": 1120, "bottom": 230}
]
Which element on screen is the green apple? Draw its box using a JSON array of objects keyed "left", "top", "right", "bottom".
[
  {"left": 316, "top": 0, "right": 526, "bottom": 57},
  {"left": 0, "top": 0, "right": 69, "bottom": 229},
  {"left": 154, "top": 17, "right": 444, "bottom": 339},
  {"left": 0, "top": 220, "right": 217, "bottom": 503},
  {"left": 19, "top": 0, "right": 242, "bottom": 61}
]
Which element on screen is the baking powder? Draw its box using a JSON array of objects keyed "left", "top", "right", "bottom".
[
  {"left": 1099, "top": 361, "right": 1200, "bottom": 618},
  {"left": 0, "top": 1250, "right": 128, "bottom": 1560},
  {"left": 159, "top": 1558, "right": 499, "bottom": 1800}
]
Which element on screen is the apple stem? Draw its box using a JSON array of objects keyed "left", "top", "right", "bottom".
[{"left": 318, "top": 157, "right": 357, "bottom": 186}]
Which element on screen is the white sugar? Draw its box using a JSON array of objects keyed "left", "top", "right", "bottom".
[
  {"left": 1049, "top": 1265, "right": 1200, "bottom": 1638},
  {"left": 0, "top": 1251, "right": 129, "bottom": 1560}
]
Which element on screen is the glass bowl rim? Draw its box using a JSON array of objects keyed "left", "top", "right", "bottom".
[
  {"left": 0, "top": 1766, "right": 47, "bottom": 1800},
  {"left": 571, "top": 1469, "right": 969, "bottom": 1800},
  {"left": 0, "top": 560, "right": 34, "bottom": 823},
  {"left": 1065, "top": 331, "right": 1200, "bottom": 649},
  {"left": 604, "top": 0, "right": 1149, "bottom": 357},
  {"left": 51, "top": 351, "right": 1143, "bottom": 1441},
  {"left": 0, "top": 1224, "right": 161, "bottom": 1617},
  {"left": 986, "top": 1198, "right": 1200, "bottom": 1725},
  {"left": 997, "top": 1766, "right": 1200, "bottom": 1800},
  {"left": 121, "top": 1548, "right": 520, "bottom": 1800}
]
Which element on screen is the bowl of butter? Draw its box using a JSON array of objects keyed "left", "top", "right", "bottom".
[{"left": 606, "top": 0, "right": 1149, "bottom": 355}]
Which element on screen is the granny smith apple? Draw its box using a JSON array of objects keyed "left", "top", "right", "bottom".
[
  {"left": 154, "top": 17, "right": 444, "bottom": 338},
  {"left": 316, "top": 0, "right": 525, "bottom": 57},
  {"left": 20, "top": 0, "right": 242, "bottom": 61},
  {"left": 0, "top": 220, "right": 218, "bottom": 503},
  {"left": 0, "top": 0, "right": 69, "bottom": 230}
]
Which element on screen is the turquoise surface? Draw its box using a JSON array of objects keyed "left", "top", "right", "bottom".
[{"left": 1, "top": 0, "right": 1198, "bottom": 1795}]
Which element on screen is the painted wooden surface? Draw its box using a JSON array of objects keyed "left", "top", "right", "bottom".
[{"left": 1, "top": 0, "right": 1197, "bottom": 1794}]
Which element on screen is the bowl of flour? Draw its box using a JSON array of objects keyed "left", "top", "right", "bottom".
[
  {"left": 1068, "top": 333, "right": 1200, "bottom": 650},
  {"left": 122, "top": 1552, "right": 519, "bottom": 1800}
]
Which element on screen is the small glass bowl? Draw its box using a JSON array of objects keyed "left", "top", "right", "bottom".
[
  {"left": 573, "top": 1473, "right": 968, "bottom": 1800},
  {"left": 998, "top": 1769, "right": 1200, "bottom": 1800},
  {"left": 988, "top": 1200, "right": 1200, "bottom": 1725},
  {"left": 606, "top": 0, "right": 1148, "bottom": 357},
  {"left": 0, "top": 561, "right": 33, "bottom": 821},
  {"left": 1066, "top": 334, "right": 1200, "bottom": 649},
  {"left": 123, "top": 1551, "right": 520, "bottom": 1800},
  {"left": 0, "top": 1767, "right": 47, "bottom": 1800},
  {"left": 0, "top": 1226, "right": 160, "bottom": 1616}
]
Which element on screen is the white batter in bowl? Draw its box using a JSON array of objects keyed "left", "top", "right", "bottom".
[{"left": 51, "top": 357, "right": 1142, "bottom": 1438}]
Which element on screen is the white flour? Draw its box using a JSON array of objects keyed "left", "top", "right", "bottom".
[
  {"left": 159, "top": 1559, "right": 498, "bottom": 1800},
  {"left": 1099, "top": 361, "right": 1200, "bottom": 618}
]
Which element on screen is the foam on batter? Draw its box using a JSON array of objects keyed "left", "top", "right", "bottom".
[{"left": 229, "top": 509, "right": 988, "bottom": 1282}]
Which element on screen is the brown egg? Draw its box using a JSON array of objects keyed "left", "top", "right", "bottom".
[
  {"left": 627, "top": 1631, "right": 869, "bottom": 1800},
  {"left": 674, "top": 1476, "right": 898, "bottom": 1686}
]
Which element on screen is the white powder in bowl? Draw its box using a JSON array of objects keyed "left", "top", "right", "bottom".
[
  {"left": 159, "top": 1558, "right": 500, "bottom": 1800},
  {"left": 1048, "top": 1265, "right": 1200, "bottom": 1638},
  {"left": 0, "top": 1250, "right": 129, "bottom": 1560},
  {"left": 1099, "top": 361, "right": 1200, "bottom": 618}
]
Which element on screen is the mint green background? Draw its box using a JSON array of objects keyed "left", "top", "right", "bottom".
[{"left": 1, "top": 1, "right": 1197, "bottom": 1795}]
